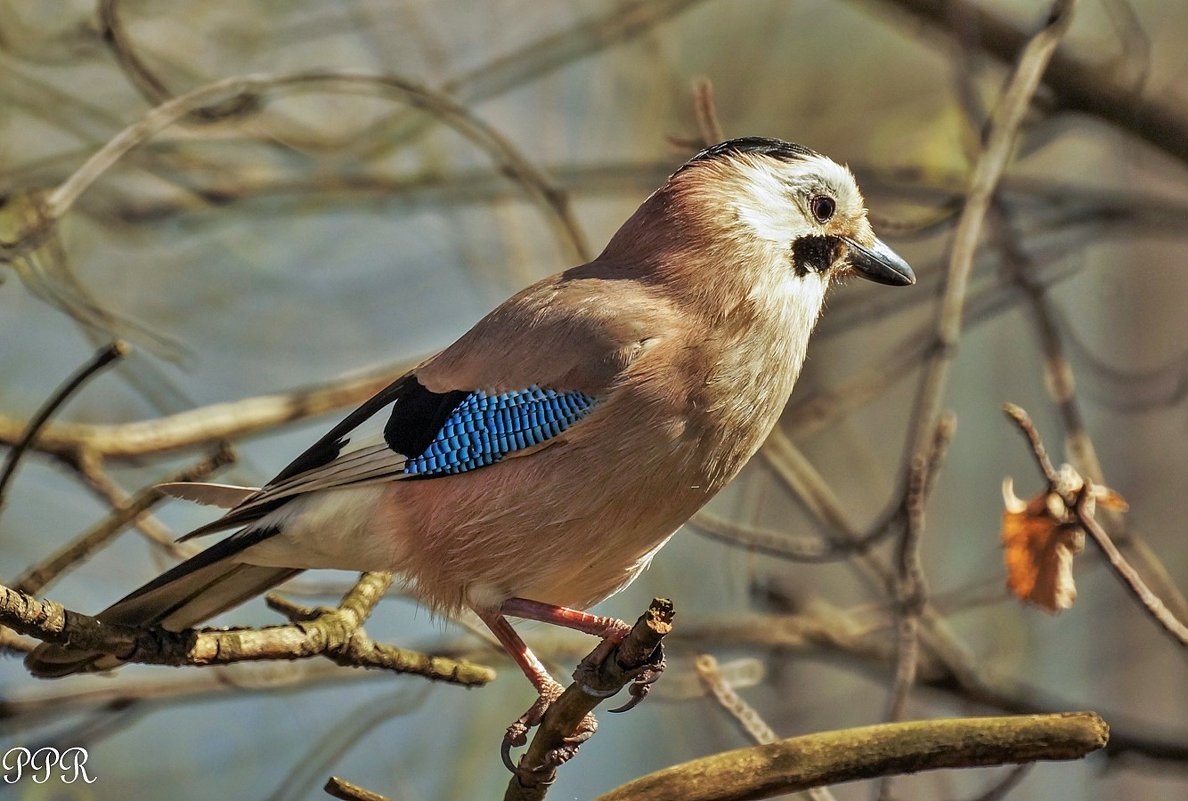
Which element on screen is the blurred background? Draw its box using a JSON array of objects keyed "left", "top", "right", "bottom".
[{"left": 1, "top": 1, "right": 1185, "bottom": 799}]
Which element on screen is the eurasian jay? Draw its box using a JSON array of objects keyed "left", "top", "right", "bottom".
[{"left": 27, "top": 137, "right": 914, "bottom": 763}]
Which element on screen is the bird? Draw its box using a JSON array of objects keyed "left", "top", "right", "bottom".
[{"left": 26, "top": 137, "right": 914, "bottom": 766}]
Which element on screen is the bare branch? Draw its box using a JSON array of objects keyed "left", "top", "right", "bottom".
[
  {"left": 504, "top": 598, "right": 674, "bottom": 801},
  {"left": 1, "top": 574, "right": 495, "bottom": 684},
  {"left": 907, "top": 0, "right": 1078, "bottom": 462},
  {"left": 1003, "top": 404, "right": 1188, "bottom": 648},
  {"left": 0, "top": 340, "right": 128, "bottom": 511},
  {"left": 597, "top": 713, "right": 1108, "bottom": 801}
]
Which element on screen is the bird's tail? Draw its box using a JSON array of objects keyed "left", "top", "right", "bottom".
[{"left": 25, "top": 530, "right": 301, "bottom": 678}]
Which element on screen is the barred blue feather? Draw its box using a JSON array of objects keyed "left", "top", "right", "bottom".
[{"left": 404, "top": 386, "right": 598, "bottom": 476}]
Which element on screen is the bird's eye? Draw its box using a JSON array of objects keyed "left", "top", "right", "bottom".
[{"left": 810, "top": 195, "right": 835, "bottom": 223}]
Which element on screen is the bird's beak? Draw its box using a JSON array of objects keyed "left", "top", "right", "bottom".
[{"left": 842, "top": 237, "right": 915, "bottom": 286}]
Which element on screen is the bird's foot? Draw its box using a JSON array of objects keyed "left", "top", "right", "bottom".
[
  {"left": 501, "top": 680, "right": 598, "bottom": 773},
  {"left": 610, "top": 642, "right": 666, "bottom": 713},
  {"left": 572, "top": 635, "right": 667, "bottom": 713}
]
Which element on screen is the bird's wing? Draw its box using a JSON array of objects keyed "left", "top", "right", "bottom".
[{"left": 179, "top": 270, "right": 666, "bottom": 541}]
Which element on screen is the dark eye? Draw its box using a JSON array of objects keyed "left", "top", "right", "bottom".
[{"left": 810, "top": 195, "right": 835, "bottom": 223}]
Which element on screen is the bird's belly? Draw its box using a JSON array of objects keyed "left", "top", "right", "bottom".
[{"left": 378, "top": 431, "right": 713, "bottom": 614}]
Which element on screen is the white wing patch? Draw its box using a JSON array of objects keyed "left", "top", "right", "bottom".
[
  {"left": 219, "top": 438, "right": 408, "bottom": 520},
  {"left": 157, "top": 482, "right": 259, "bottom": 508}
]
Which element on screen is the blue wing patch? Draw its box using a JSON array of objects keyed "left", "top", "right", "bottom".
[{"left": 403, "top": 386, "right": 597, "bottom": 477}]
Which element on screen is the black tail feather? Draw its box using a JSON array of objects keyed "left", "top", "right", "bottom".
[{"left": 25, "top": 527, "right": 301, "bottom": 678}]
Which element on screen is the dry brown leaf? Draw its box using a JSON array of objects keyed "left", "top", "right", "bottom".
[{"left": 1001, "top": 477, "right": 1085, "bottom": 613}]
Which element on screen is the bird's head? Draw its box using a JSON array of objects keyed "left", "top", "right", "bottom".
[
  {"left": 603, "top": 137, "right": 914, "bottom": 309},
  {"left": 673, "top": 137, "right": 914, "bottom": 287}
]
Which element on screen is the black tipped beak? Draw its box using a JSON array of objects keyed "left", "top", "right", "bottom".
[{"left": 843, "top": 237, "right": 915, "bottom": 286}]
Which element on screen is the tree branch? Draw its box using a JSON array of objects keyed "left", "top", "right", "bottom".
[
  {"left": 596, "top": 713, "right": 1108, "bottom": 801},
  {"left": 2, "top": 575, "right": 495, "bottom": 685},
  {"left": 504, "top": 598, "right": 675, "bottom": 801},
  {"left": 863, "top": 0, "right": 1188, "bottom": 165},
  {"left": 1003, "top": 404, "right": 1188, "bottom": 648}
]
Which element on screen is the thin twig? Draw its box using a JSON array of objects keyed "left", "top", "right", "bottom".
[
  {"left": 1003, "top": 404, "right": 1188, "bottom": 648},
  {"left": 695, "top": 653, "right": 777, "bottom": 745},
  {"left": 1073, "top": 497, "right": 1188, "bottom": 648},
  {"left": 906, "top": 0, "right": 1078, "bottom": 465},
  {"left": 98, "top": 0, "right": 258, "bottom": 122},
  {"left": 878, "top": 414, "right": 954, "bottom": 801},
  {"left": 692, "top": 78, "right": 725, "bottom": 146},
  {"left": 10, "top": 446, "right": 233, "bottom": 595},
  {"left": 0, "top": 340, "right": 128, "bottom": 512}
]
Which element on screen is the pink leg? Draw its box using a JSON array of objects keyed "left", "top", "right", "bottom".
[
  {"left": 500, "top": 597, "right": 631, "bottom": 640},
  {"left": 475, "top": 608, "right": 596, "bottom": 773},
  {"left": 475, "top": 608, "right": 557, "bottom": 693}
]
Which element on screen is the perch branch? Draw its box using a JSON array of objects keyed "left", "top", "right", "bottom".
[{"left": 504, "top": 598, "right": 675, "bottom": 801}]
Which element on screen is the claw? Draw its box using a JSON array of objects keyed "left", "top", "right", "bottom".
[
  {"left": 501, "top": 682, "right": 599, "bottom": 774},
  {"left": 501, "top": 685, "right": 559, "bottom": 773},
  {"left": 609, "top": 645, "right": 666, "bottom": 713}
]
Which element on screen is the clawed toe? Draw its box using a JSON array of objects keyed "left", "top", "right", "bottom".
[
  {"left": 546, "top": 711, "right": 597, "bottom": 767},
  {"left": 501, "top": 683, "right": 599, "bottom": 774},
  {"left": 502, "top": 687, "right": 557, "bottom": 772},
  {"left": 609, "top": 644, "right": 666, "bottom": 714}
]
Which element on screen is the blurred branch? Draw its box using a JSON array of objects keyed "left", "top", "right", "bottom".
[
  {"left": 991, "top": 205, "right": 1188, "bottom": 622},
  {"left": 862, "top": 0, "right": 1188, "bottom": 165},
  {"left": 1, "top": 71, "right": 589, "bottom": 264},
  {"left": 692, "top": 78, "right": 725, "bottom": 146},
  {"left": 1003, "top": 404, "right": 1188, "bottom": 648},
  {"left": 355, "top": 0, "right": 709, "bottom": 158},
  {"left": 2, "top": 573, "right": 495, "bottom": 684},
  {"left": 695, "top": 653, "right": 777, "bottom": 744},
  {"left": 97, "top": 0, "right": 258, "bottom": 122},
  {"left": 8, "top": 445, "right": 233, "bottom": 596},
  {"left": 0, "top": 361, "right": 417, "bottom": 461},
  {"left": 906, "top": 0, "right": 1077, "bottom": 464},
  {"left": 596, "top": 713, "right": 1108, "bottom": 801}
]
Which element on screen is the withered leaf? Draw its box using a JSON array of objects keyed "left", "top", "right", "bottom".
[{"left": 1001, "top": 477, "right": 1085, "bottom": 613}]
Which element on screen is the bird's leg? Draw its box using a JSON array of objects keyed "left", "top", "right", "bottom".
[
  {"left": 500, "top": 597, "right": 666, "bottom": 712},
  {"left": 500, "top": 597, "right": 631, "bottom": 640},
  {"left": 476, "top": 609, "right": 597, "bottom": 772}
]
